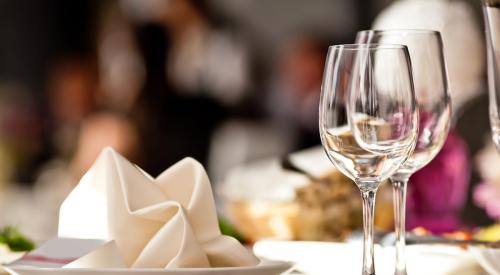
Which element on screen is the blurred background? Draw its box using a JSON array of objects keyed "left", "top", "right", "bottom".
[{"left": 0, "top": 0, "right": 497, "bottom": 243}]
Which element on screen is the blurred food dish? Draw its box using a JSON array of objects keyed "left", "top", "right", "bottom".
[{"left": 221, "top": 147, "right": 394, "bottom": 242}]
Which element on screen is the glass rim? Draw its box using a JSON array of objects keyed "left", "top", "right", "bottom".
[
  {"left": 357, "top": 29, "right": 441, "bottom": 36},
  {"left": 329, "top": 43, "right": 408, "bottom": 51}
]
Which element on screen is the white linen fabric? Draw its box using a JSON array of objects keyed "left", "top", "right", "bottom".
[{"left": 58, "top": 147, "right": 259, "bottom": 268}]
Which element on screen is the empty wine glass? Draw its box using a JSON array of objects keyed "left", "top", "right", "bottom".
[
  {"left": 484, "top": 0, "right": 500, "bottom": 150},
  {"left": 356, "top": 30, "right": 452, "bottom": 275},
  {"left": 319, "top": 44, "right": 418, "bottom": 275}
]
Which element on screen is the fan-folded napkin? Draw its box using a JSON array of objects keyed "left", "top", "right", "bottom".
[{"left": 58, "top": 147, "right": 259, "bottom": 268}]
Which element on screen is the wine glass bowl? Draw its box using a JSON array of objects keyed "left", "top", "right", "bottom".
[
  {"left": 348, "top": 49, "right": 418, "bottom": 157},
  {"left": 356, "top": 30, "right": 451, "bottom": 175},
  {"left": 320, "top": 44, "right": 418, "bottom": 184},
  {"left": 319, "top": 44, "right": 418, "bottom": 275}
]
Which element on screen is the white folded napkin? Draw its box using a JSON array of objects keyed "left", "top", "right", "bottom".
[{"left": 58, "top": 147, "right": 259, "bottom": 269}]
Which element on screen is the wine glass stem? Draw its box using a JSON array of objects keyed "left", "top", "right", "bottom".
[
  {"left": 391, "top": 175, "right": 409, "bottom": 275},
  {"left": 360, "top": 186, "right": 378, "bottom": 275}
]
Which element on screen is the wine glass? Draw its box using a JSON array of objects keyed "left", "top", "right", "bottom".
[
  {"left": 484, "top": 0, "right": 500, "bottom": 150},
  {"left": 319, "top": 44, "right": 418, "bottom": 275},
  {"left": 356, "top": 30, "right": 451, "bottom": 275}
]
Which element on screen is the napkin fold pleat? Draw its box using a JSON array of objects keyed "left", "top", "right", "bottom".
[
  {"left": 133, "top": 208, "right": 209, "bottom": 268},
  {"left": 102, "top": 151, "right": 164, "bottom": 266},
  {"left": 58, "top": 147, "right": 258, "bottom": 269},
  {"left": 155, "top": 159, "right": 221, "bottom": 242},
  {"left": 202, "top": 235, "right": 259, "bottom": 267}
]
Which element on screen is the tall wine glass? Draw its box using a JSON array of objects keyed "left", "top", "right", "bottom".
[
  {"left": 356, "top": 30, "right": 451, "bottom": 275},
  {"left": 319, "top": 44, "right": 418, "bottom": 275},
  {"left": 484, "top": 0, "right": 500, "bottom": 150}
]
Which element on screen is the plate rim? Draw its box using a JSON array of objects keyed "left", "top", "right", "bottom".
[{"left": 5, "top": 260, "right": 293, "bottom": 273}]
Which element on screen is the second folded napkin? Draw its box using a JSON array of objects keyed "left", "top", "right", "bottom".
[{"left": 58, "top": 147, "right": 259, "bottom": 268}]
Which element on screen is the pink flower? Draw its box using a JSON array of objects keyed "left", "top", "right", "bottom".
[
  {"left": 406, "top": 130, "right": 471, "bottom": 233},
  {"left": 474, "top": 182, "right": 500, "bottom": 219}
]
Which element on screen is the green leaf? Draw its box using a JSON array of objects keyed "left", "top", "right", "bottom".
[
  {"left": 218, "top": 217, "right": 245, "bottom": 243},
  {"left": 0, "top": 226, "right": 35, "bottom": 251}
]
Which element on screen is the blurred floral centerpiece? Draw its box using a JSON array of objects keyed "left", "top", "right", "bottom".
[{"left": 406, "top": 131, "right": 470, "bottom": 234}]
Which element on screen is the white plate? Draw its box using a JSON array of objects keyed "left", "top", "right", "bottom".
[
  {"left": 470, "top": 247, "right": 500, "bottom": 275},
  {"left": 254, "top": 240, "right": 482, "bottom": 275},
  {"left": 5, "top": 261, "right": 292, "bottom": 275}
]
